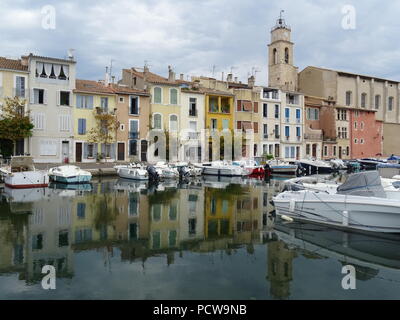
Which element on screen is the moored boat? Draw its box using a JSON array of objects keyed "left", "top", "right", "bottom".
[
  {"left": 200, "top": 161, "right": 247, "bottom": 177},
  {"left": 266, "top": 159, "right": 298, "bottom": 175},
  {"left": 115, "top": 164, "right": 149, "bottom": 180},
  {"left": 296, "top": 158, "right": 334, "bottom": 175},
  {"left": 48, "top": 165, "right": 92, "bottom": 184}
]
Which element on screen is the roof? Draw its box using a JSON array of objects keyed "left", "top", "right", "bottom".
[
  {"left": 302, "top": 66, "right": 399, "bottom": 84},
  {"left": 124, "top": 68, "right": 179, "bottom": 85},
  {"left": 111, "top": 84, "right": 150, "bottom": 96},
  {"left": 24, "top": 53, "right": 76, "bottom": 64},
  {"left": 0, "top": 57, "right": 28, "bottom": 72},
  {"left": 74, "top": 79, "right": 115, "bottom": 94},
  {"left": 199, "top": 88, "right": 234, "bottom": 97}
]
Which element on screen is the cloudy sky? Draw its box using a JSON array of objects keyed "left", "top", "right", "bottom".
[{"left": 1, "top": 0, "right": 399, "bottom": 85}]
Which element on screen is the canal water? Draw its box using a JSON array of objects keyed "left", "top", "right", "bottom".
[{"left": 0, "top": 175, "right": 400, "bottom": 300}]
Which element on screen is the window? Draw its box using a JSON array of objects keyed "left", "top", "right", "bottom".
[
  {"left": 59, "top": 115, "right": 70, "bottom": 132},
  {"left": 388, "top": 96, "right": 394, "bottom": 111},
  {"left": 306, "top": 144, "right": 310, "bottom": 155},
  {"left": 360, "top": 138, "right": 364, "bottom": 144},
  {"left": 101, "top": 97, "right": 108, "bottom": 112},
  {"left": 210, "top": 198, "right": 217, "bottom": 214},
  {"left": 76, "top": 95, "right": 93, "bottom": 109},
  {"left": 354, "top": 121, "right": 357, "bottom": 129},
  {"left": 60, "top": 91, "right": 70, "bottom": 106},
  {"left": 307, "top": 108, "right": 319, "bottom": 120},
  {"left": 275, "top": 124, "right": 279, "bottom": 138},
  {"left": 211, "top": 119, "right": 217, "bottom": 130},
  {"left": 129, "top": 193, "right": 138, "bottom": 216},
  {"left": 296, "top": 126, "right": 301, "bottom": 137},
  {"left": 273, "top": 48, "right": 278, "bottom": 64},
  {"left": 354, "top": 138, "right": 358, "bottom": 144},
  {"left": 346, "top": 146, "right": 350, "bottom": 155},
  {"left": 169, "top": 115, "right": 178, "bottom": 131},
  {"left": 360, "top": 122, "right": 364, "bottom": 130},
  {"left": 78, "top": 118, "right": 86, "bottom": 135},
  {"left": 333, "top": 146, "right": 337, "bottom": 156},
  {"left": 189, "top": 218, "right": 196, "bottom": 235},
  {"left": 33, "top": 89, "right": 44, "bottom": 104},
  {"left": 154, "top": 87, "right": 162, "bottom": 104},
  {"left": 263, "top": 124, "right": 268, "bottom": 139},
  {"left": 263, "top": 103, "right": 268, "bottom": 117},
  {"left": 153, "top": 114, "right": 162, "bottom": 129},
  {"left": 119, "top": 97, "right": 124, "bottom": 103},
  {"left": 345, "top": 91, "right": 352, "bottom": 106},
  {"left": 15, "top": 76, "right": 25, "bottom": 98},
  {"left": 209, "top": 97, "right": 218, "bottom": 112},
  {"left": 285, "top": 126, "right": 290, "bottom": 137},
  {"left": 87, "top": 144, "right": 94, "bottom": 158},
  {"left": 169, "top": 230, "right": 177, "bottom": 247},
  {"left": 58, "top": 230, "right": 69, "bottom": 247},
  {"left": 274, "top": 105, "right": 279, "bottom": 118},
  {"left": 169, "top": 203, "right": 177, "bottom": 220},
  {"left": 129, "top": 139, "right": 138, "bottom": 156},
  {"left": 285, "top": 108, "right": 290, "bottom": 120},
  {"left": 324, "top": 146, "right": 328, "bottom": 156},
  {"left": 170, "top": 88, "right": 178, "bottom": 105},
  {"left": 284, "top": 47, "right": 289, "bottom": 63},
  {"left": 189, "top": 98, "right": 197, "bottom": 116},
  {"left": 361, "top": 93, "right": 367, "bottom": 108},
  {"left": 129, "top": 119, "right": 139, "bottom": 139},
  {"left": 32, "top": 234, "right": 43, "bottom": 250},
  {"left": 130, "top": 96, "right": 139, "bottom": 115},
  {"left": 375, "top": 95, "right": 380, "bottom": 109},
  {"left": 222, "top": 119, "right": 229, "bottom": 130},
  {"left": 296, "top": 108, "right": 301, "bottom": 121},
  {"left": 77, "top": 203, "right": 86, "bottom": 219}
]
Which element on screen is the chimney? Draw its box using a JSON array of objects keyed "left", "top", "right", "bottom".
[
  {"left": 20, "top": 55, "right": 29, "bottom": 67},
  {"left": 227, "top": 73, "right": 233, "bottom": 82},
  {"left": 248, "top": 75, "right": 255, "bottom": 87},
  {"left": 234, "top": 77, "right": 238, "bottom": 82},
  {"left": 168, "top": 65, "right": 175, "bottom": 82},
  {"left": 105, "top": 66, "right": 110, "bottom": 86},
  {"left": 180, "top": 73, "right": 184, "bottom": 80},
  {"left": 193, "top": 80, "right": 200, "bottom": 89}
]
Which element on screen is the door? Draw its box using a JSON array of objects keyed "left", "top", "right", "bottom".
[
  {"left": 140, "top": 140, "right": 148, "bottom": 162},
  {"left": 76, "top": 142, "right": 82, "bottom": 162},
  {"left": 338, "top": 146, "right": 342, "bottom": 159},
  {"left": 296, "top": 146, "right": 300, "bottom": 160},
  {"left": 117, "top": 143, "right": 125, "bottom": 161},
  {"left": 62, "top": 141, "right": 69, "bottom": 163},
  {"left": 312, "top": 144, "right": 317, "bottom": 158}
]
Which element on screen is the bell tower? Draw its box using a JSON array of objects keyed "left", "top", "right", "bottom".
[{"left": 268, "top": 11, "right": 298, "bottom": 91}]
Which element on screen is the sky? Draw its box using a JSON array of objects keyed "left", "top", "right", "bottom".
[{"left": 1, "top": 0, "right": 399, "bottom": 85}]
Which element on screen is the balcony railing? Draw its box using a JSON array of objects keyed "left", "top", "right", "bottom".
[
  {"left": 96, "top": 106, "right": 116, "bottom": 115},
  {"left": 129, "top": 131, "right": 140, "bottom": 139},
  {"left": 304, "top": 133, "right": 323, "bottom": 140}
]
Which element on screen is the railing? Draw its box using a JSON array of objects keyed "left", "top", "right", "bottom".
[
  {"left": 96, "top": 107, "right": 115, "bottom": 115},
  {"left": 304, "top": 133, "right": 323, "bottom": 140},
  {"left": 129, "top": 131, "right": 140, "bottom": 139}
]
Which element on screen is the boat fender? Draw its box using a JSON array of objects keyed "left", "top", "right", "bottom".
[{"left": 281, "top": 215, "right": 294, "bottom": 222}]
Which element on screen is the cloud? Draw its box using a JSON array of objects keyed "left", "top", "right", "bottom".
[{"left": 0, "top": 0, "right": 399, "bottom": 84}]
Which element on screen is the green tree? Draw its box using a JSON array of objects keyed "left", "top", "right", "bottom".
[{"left": 0, "top": 97, "right": 33, "bottom": 156}]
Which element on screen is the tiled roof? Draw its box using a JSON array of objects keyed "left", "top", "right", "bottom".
[
  {"left": 74, "top": 79, "right": 115, "bottom": 94},
  {"left": 125, "top": 68, "right": 179, "bottom": 85},
  {"left": 0, "top": 57, "right": 28, "bottom": 72},
  {"left": 111, "top": 84, "right": 150, "bottom": 96}
]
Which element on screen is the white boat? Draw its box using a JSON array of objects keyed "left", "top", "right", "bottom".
[
  {"left": 200, "top": 161, "right": 247, "bottom": 177},
  {"left": 0, "top": 156, "right": 49, "bottom": 189},
  {"left": 273, "top": 171, "right": 400, "bottom": 233},
  {"left": 266, "top": 159, "right": 298, "bottom": 175},
  {"left": 115, "top": 164, "right": 149, "bottom": 180},
  {"left": 154, "top": 162, "right": 179, "bottom": 179},
  {"left": 232, "top": 159, "right": 265, "bottom": 175},
  {"left": 296, "top": 158, "right": 334, "bottom": 175},
  {"left": 329, "top": 159, "right": 347, "bottom": 170},
  {"left": 48, "top": 165, "right": 92, "bottom": 184}
]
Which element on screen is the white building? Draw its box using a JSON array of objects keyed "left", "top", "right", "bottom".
[{"left": 23, "top": 53, "right": 76, "bottom": 163}]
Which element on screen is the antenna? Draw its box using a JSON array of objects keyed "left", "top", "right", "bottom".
[
  {"left": 110, "top": 59, "right": 115, "bottom": 79},
  {"left": 211, "top": 65, "right": 217, "bottom": 77}
]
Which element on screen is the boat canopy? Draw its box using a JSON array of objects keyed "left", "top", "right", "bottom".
[
  {"left": 336, "top": 171, "right": 386, "bottom": 198},
  {"left": 10, "top": 156, "right": 35, "bottom": 172}
]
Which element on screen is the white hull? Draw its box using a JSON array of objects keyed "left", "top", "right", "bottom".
[
  {"left": 4, "top": 171, "right": 49, "bottom": 189},
  {"left": 117, "top": 167, "right": 149, "bottom": 180},
  {"left": 273, "top": 191, "right": 400, "bottom": 233}
]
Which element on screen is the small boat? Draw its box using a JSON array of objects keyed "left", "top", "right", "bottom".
[
  {"left": 273, "top": 171, "right": 400, "bottom": 233},
  {"left": 377, "top": 156, "right": 400, "bottom": 178},
  {"left": 48, "top": 165, "right": 92, "bottom": 184},
  {"left": 115, "top": 164, "right": 149, "bottom": 180},
  {"left": 0, "top": 156, "right": 49, "bottom": 189},
  {"left": 296, "top": 158, "right": 334, "bottom": 175},
  {"left": 357, "top": 158, "right": 387, "bottom": 170},
  {"left": 266, "top": 159, "right": 298, "bottom": 175},
  {"left": 232, "top": 159, "right": 265, "bottom": 175},
  {"left": 154, "top": 162, "right": 179, "bottom": 179},
  {"left": 200, "top": 161, "right": 247, "bottom": 177},
  {"left": 329, "top": 159, "right": 347, "bottom": 170}
]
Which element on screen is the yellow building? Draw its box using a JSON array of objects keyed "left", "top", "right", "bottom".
[
  {"left": 0, "top": 57, "right": 29, "bottom": 155},
  {"left": 73, "top": 79, "right": 117, "bottom": 162}
]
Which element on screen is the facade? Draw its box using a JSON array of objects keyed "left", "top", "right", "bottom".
[
  {"left": 303, "top": 96, "right": 324, "bottom": 159},
  {"left": 24, "top": 54, "right": 76, "bottom": 163},
  {"left": 112, "top": 84, "right": 150, "bottom": 162},
  {"left": 73, "top": 79, "right": 117, "bottom": 163},
  {"left": 0, "top": 57, "right": 29, "bottom": 155}
]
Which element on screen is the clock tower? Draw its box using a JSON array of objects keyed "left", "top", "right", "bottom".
[{"left": 268, "top": 12, "right": 298, "bottom": 91}]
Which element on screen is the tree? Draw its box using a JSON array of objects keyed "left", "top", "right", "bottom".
[
  {"left": 0, "top": 97, "right": 33, "bottom": 156},
  {"left": 87, "top": 109, "right": 119, "bottom": 161}
]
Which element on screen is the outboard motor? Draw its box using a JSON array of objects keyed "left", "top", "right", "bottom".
[{"left": 147, "top": 165, "right": 160, "bottom": 182}]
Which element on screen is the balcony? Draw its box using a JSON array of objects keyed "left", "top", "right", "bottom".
[
  {"left": 262, "top": 89, "right": 279, "bottom": 100},
  {"left": 129, "top": 131, "right": 140, "bottom": 139},
  {"left": 96, "top": 106, "right": 116, "bottom": 115},
  {"left": 304, "top": 133, "right": 323, "bottom": 140}
]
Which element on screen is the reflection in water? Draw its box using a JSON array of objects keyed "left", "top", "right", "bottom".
[{"left": 0, "top": 175, "right": 400, "bottom": 299}]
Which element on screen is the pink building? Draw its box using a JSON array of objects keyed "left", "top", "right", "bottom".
[{"left": 349, "top": 109, "right": 383, "bottom": 158}]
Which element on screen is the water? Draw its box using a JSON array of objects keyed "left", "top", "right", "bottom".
[{"left": 0, "top": 175, "right": 400, "bottom": 300}]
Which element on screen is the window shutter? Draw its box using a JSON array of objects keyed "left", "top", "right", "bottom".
[
  {"left": 237, "top": 100, "right": 241, "bottom": 111},
  {"left": 101, "top": 143, "right": 105, "bottom": 157},
  {"left": 83, "top": 143, "right": 88, "bottom": 159},
  {"left": 78, "top": 119, "right": 82, "bottom": 134},
  {"left": 253, "top": 102, "right": 258, "bottom": 113},
  {"left": 237, "top": 121, "right": 242, "bottom": 130},
  {"left": 43, "top": 90, "right": 48, "bottom": 105},
  {"left": 111, "top": 144, "right": 116, "bottom": 159},
  {"left": 253, "top": 122, "right": 258, "bottom": 133},
  {"left": 93, "top": 143, "right": 98, "bottom": 158},
  {"left": 83, "top": 119, "right": 86, "bottom": 134},
  {"left": 56, "top": 90, "right": 60, "bottom": 106},
  {"left": 30, "top": 89, "right": 35, "bottom": 104}
]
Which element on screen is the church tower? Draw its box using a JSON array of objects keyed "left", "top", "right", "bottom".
[{"left": 268, "top": 12, "right": 298, "bottom": 91}]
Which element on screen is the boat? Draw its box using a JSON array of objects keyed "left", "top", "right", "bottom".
[
  {"left": 48, "top": 165, "right": 92, "bottom": 184},
  {"left": 329, "top": 159, "right": 347, "bottom": 170},
  {"left": 232, "top": 159, "right": 265, "bottom": 175},
  {"left": 115, "top": 163, "right": 149, "bottom": 180},
  {"left": 296, "top": 158, "right": 334, "bottom": 175},
  {"left": 0, "top": 156, "right": 49, "bottom": 189},
  {"left": 377, "top": 155, "right": 400, "bottom": 178},
  {"left": 266, "top": 159, "right": 298, "bottom": 175},
  {"left": 200, "top": 161, "right": 247, "bottom": 177},
  {"left": 357, "top": 158, "right": 387, "bottom": 170},
  {"left": 273, "top": 171, "right": 400, "bottom": 233},
  {"left": 154, "top": 162, "right": 179, "bottom": 179}
]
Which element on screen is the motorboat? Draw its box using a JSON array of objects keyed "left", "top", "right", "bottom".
[
  {"left": 357, "top": 158, "right": 387, "bottom": 170},
  {"left": 266, "top": 159, "right": 298, "bottom": 175},
  {"left": 232, "top": 159, "right": 265, "bottom": 175},
  {"left": 0, "top": 156, "right": 49, "bottom": 189},
  {"left": 115, "top": 163, "right": 149, "bottom": 180},
  {"left": 154, "top": 162, "right": 179, "bottom": 179},
  {"left": 377, "top": 156, "right": 400, "bottom": 178},
  {"left": 329, "top": 159, "right": 347, "bottom": 170},
  {"left": 273, "top": 171, "right": 400, "bottom": 233},
  {"left": 296, "top": 158, "right": 334, "bottom": 175},
  {"left": 200, "top": 161, "right": 247, "bottom": 177},
  {"left": 48, "top": 165, "right": 92, "bottom": 184}
]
